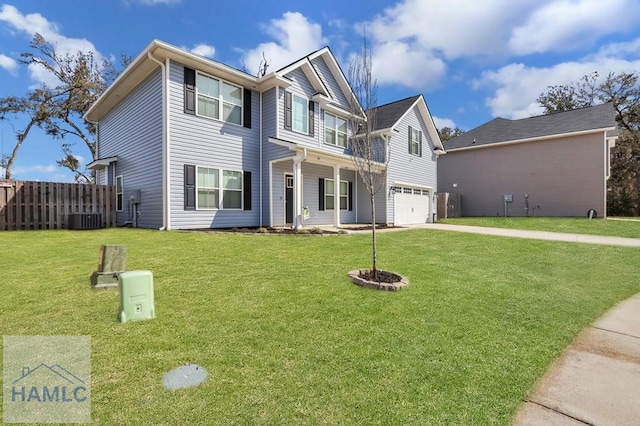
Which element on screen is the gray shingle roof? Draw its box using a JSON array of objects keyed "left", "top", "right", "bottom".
[
  {"left": 371, "top": 95, "right": 421, "bottom": 131},
  {"left": 446, "top": 102, "right": 618, "bottom": 150}
]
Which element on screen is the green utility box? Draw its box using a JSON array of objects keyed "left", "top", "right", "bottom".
[{"left": 119, "top": 270, "right": 155, "bottom": 323}]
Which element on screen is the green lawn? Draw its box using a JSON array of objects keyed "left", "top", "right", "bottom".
[
  {"left": 439, "top": 217, "right": 640, "bottom": 238},
  {"left": 1, "top": 228, "right": 639, "bottom": 425}
]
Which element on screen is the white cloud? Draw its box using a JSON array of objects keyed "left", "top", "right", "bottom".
[
  {"left": 242, "top": 12, "right": 326, "bottom": 76},
  {"left": 432, "top": 116, "right": 456, "bottom": 130},
  {"left": 0, "top": 53, "right": 17, "bottom": 73},
  {"left": 13, "top": 164, "right": 57, "bottom": 174},
  {"left": 187, "top": 43, "right": 215, "bottom": 58},
  {"left": 367, "top": 0, "right": 536, "bottom": 59},
  {"left": 590, "top": 36, "right": 640, "bottom": 59},
  {"left": 0, "top": 4, "right": 101, "bottom": 86},
  {"left": 370, "top": 41, "right": 446, "bottom": 90},
  {"left": 476, "top": 57, "right": 640, "bottom": 119},
  {"left": 509, "top": 0, "right": 640, "bottom": 55}
]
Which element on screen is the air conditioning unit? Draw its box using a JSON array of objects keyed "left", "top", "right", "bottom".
[{"left": 68, "top": 213, "right": 103, "bottom": 230}]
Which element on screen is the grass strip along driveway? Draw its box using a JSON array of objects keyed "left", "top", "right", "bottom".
[{"left": 1, "top": 228, "right": 638, "bottom": 424}]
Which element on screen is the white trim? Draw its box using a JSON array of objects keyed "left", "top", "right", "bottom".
[
  {"left": 116, "top": 175, "right": 124, "bottom": 212},
  {"left": 447, "top": 127, "right": 617, "bottom": 153},
  {"left": 86, "top": 156, "right": 117, "bottom": 170},
  {"left": 323, "top": 111, "right": 348, "bottom": 148},
  {"left": 392, "top": 181, "right": 434, "bottom": 191}
]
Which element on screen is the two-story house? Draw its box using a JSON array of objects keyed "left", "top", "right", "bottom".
[{"left": 85, "top": 40, "right": 445, "bottom": 229}]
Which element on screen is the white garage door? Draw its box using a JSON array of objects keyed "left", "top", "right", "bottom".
[{"left": 394, "top": 187, "right": 430, "bottom": 225}]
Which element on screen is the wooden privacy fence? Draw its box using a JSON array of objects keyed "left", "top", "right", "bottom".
[{"left": 0, "top": 180, "right": 116, "bottom": 230}]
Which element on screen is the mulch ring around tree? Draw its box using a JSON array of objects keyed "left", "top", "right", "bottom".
[{"left": 348, "top": 269, "right": 409, "bottom": 291}]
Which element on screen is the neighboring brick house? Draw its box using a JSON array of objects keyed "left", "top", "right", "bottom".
[
  {"left": 437, "top": 103, "right": 618, "bottom": 217},
  {"left": 85, "top": 40, "right": 445, "bottom": 229}
]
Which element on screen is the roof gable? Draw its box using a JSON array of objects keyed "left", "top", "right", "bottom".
[
  {"left": 446, "top": 103, "right": 618, "bottom": 150},
  {"left": 372, "top": 95, "right": 445, "bottom": 151}
]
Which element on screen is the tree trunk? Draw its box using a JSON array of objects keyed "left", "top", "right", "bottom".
[
  {"left": 4, "top": 120, "right": 34, "bottom": 179},
  {"left": 370, "top": 192, "right": 377, "bottom": 277}
]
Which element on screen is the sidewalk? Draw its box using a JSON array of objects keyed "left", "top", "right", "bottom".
[
  {"left": 416, "top": 223, "right": 640, "bottom": 247},
  {"left": 513, "top": 294, "right": 640, "bottom": 425}
]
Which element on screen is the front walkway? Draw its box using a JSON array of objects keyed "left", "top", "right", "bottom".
[{"left": 513, "top": 294, "right": 640, "bottom": 425}]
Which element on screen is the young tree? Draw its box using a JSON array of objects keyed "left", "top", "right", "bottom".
[
  {"left": 0, "top": 33, "right": 130, "bottom": 182},
  {"left": 347, "top": 36, "right": 388, "bottom": 279},
  {"left": 537, "top": 71, "right": 640, "bottom": 215}
]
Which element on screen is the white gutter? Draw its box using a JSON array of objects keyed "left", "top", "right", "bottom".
[{"left": 147, "top": 52, "right": 170, "bottom": 230}]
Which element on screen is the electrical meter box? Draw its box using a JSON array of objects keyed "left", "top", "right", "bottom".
[{"left": 119, "top": 270, "right": 155, "bottom": 323}]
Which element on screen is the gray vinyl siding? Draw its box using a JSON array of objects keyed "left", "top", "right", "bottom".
[
  {"left": 98, "top": 68, "right": 163, "bottom": 228},
  {"left": 356, "top": 176, "right": 387, "bottom": 224},
  {"left": 310, "top": 56, "right": 349, "bottom": 108},
  {"left": 386, "top": 105, "right": 438, "bottom": 224},
  {"left": 168, "top": 60, "right": 261, "bottom": 229},
  {"left": 437, "top": 132, "right": 607, "bottom": 217}
]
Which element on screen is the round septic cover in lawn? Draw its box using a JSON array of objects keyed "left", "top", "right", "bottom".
[{"left": 162, "top": 363, "right": 208, "bottom": 390}]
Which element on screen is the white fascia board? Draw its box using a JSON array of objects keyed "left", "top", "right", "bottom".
[
  {"left": 446, "top": 127, "right": 617, "bottom": 153},
  {"left": 87, "top": 156, "right": 117, "bottom": 170}
]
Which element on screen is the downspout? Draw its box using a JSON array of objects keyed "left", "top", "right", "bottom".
[
  {"left": 147, "top": 52, "right": 170, "bottom": 230},
  {"left": 259, "top": 91, "right": 263, "bottom": 226},
  {"left": 88, "top": 120, "right": 99, "bottom": 184}
]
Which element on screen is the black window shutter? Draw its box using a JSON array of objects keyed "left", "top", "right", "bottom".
[
  {"left": 319, "top": 178, "right": 325, "bottom": 211},
  {"left": 243, "top": 88, "right": 252, "bottom": 129},
  {"left": 308, "top": 101, "right": 314, "bottom": 136},
  {"left": 184, "top": 164, "right": 196, "bottom": 210},
  {"left": 243, "top": 171, "right": 252, "bottom": 210},
  {"left": 284, "top": 92, "right": 292, "bottom": 130},
  {"left": 419, "top": 131, "right": 423, "bottom": 157},
  {"left": 184, "top": 67, "right": 196, "bottom": 115},
  {"left": 408, "top": 125, "right": 413, "bottom": 154},
  {"left": 348, "top": 181, "right": 353, "bottom": 211}
]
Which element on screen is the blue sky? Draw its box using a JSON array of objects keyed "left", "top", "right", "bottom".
[{"left": 1, "top": 0, "right": 640, "bottom": 182}]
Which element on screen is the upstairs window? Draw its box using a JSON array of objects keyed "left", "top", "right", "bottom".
[
  {"left": 324, "top": 112, "right": 347, "bottom": 147},
  {"left": 194, "top": 72, "right": 243, "bottom": 125},
  {"left": 292, "top": 94, "right": 308, "bottom": 134},
  {"left": 409, "top": 126, "right": 422, "bottom": 157},
  {"left": 284, "top": 92, "right": 314, "bottom": 136}
]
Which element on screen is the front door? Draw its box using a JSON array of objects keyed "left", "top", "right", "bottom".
[{"left": 285, "top": 174, "right": 294, "bottom": 224}]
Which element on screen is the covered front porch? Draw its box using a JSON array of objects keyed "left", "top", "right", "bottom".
[{"left": 268, "top": 139, "right": 386, "bottom": 229}]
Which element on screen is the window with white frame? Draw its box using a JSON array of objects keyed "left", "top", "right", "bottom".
[
  {"left": 325, "top": 179, "right": 348, "bottom": 210},
  {"left": 410, "top": 127, "right": 421, "bottom": 156},
  {"left": 197, "top": 167, "right": 220, "bottom": 209},
  {"left": 222, "top": 170, "right": 242, "bottom": 209},
  {"left": 324, "top": 112, "right": 347, "bottom": 147},
  {"left": 292, "top": 94, "right": 308, "bottom": 134},
  {"left": 196, "top": 72, "right": 242, "bottom": 125},
  {"left": 196, "top": 167, "right": 244, "bottom": 210},
  {"left": 116, "top": 175, "right": 123, "bottom": 211}
]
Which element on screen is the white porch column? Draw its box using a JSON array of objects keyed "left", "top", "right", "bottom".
[
  {"left": 333, "top": 164, "right": 341, "bottom": 227},
  {"left": 293, "top": 159, "right": 303, "bottom": 229}
]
